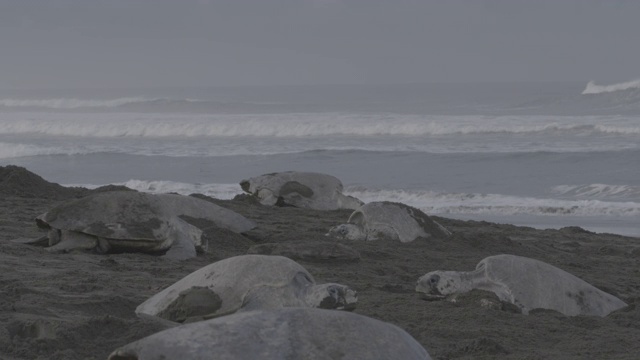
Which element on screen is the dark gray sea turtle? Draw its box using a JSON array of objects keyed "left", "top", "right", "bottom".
[
  {"left": 239, "top": 171, "right": 363, "bottom": 210},
  {"left": 136, "top": 254, "right": 357, "bottom": 324},
  {"left": 416, "top": 254, "right": 627, "bottom": 316},
  {"left": 109, "top": 308, "right": 432, "bottom": 360},
  {"left": 15, "top": 191, "right": 256, "bottom": 260},
  {"left": 328, "top": 201, "right": 451, "bottom": 242}
]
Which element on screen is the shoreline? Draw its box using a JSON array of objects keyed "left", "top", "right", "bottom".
[
  {"left": 1, "top": 165, "right": 639, "bottom": 359},
  {"left": 441, "top": 213, "right": 640, "bottom": 238}
]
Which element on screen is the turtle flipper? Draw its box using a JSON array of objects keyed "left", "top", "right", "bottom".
[
  {"left": 46, "top": 230, "right": 98, "bottom": 253},
  {"left": 162, "top": 236, "right": 197, "bottom": 260},
  {"left": 11, "top": 235, "right": 49, "bottom": 246},
  {"left": 162, "top": 219, "right": 200, "bottom": 260}
]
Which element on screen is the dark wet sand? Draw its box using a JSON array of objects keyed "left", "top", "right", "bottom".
[{"left": 1, "top": 166, "right": 639, "bottom": 359}]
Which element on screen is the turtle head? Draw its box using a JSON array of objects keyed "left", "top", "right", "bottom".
[
  {"left": 255, "top": 188, "right": 279, "bottom": 206},
  {"left": 326, "top": 223, "right": 365, "bottom": 241},
  {"left": 239, "top": 179, "right": 251, "bottom": 193},
  {"left": 416, "top": 271, "right": 462, "bottom": 300},
  {"left": 306, "top": 283, "right": 357, "bottom": 311},
  {"left": 336, "top": 194, "right": 364, "bottom": 210}
]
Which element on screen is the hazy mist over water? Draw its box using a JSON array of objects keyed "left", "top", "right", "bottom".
[{"left": 2, "top": 0, "right": 640, "bottom": 88}]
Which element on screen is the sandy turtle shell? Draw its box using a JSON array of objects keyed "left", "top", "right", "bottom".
[
  {"left": 135, "top": 254, "right": 357, "bottom": 324},
  {"left": 109, "top": 307, "right": 431, "bottom": 360},
  {"left": 239, "top": 171, "right": 363, "bottom": 210},
  {"left": 21, "top": 191, "right": 256, "bottom": 260},
  {"left": 328, "top": 201, "right": 451, "bottom": 242},
  {"left": 416, "top": 254, "right": 628, "bottom": 316}
]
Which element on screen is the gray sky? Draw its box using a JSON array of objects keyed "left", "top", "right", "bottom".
[{"left": 1, "top": 0, "right": 639, "bottom": 89}]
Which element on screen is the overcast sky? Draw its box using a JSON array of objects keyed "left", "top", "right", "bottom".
[{"left": 1, "top": 0, "right": 638, "bottom": 89}]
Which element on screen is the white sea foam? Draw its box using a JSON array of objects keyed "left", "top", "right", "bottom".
[
  {"left": 0, "top": 142, "right": 91, "bottom": 159},
  {"left": 594, "top": 124, "right": 640, "bottom": 134},
  {"left": 582, "top": 79, "right": 640, "bottom": 95},
  {"left": 1, "top": 112, "right": 639, "bottom": 138},
  {"left": 552, "top": 184, "right": 640, "bottom": 200},
  {"left": 0, "top": 97, "right": 163, "bottom": 109},
  {"left": 1, "top": 110, "right": 637, "bottom": 165},
  {"left": 65, "top": 180, "right": 640, "bottom": 217},
  {"left": 344, "top": 187, "right": 640, "bottom": 217}
]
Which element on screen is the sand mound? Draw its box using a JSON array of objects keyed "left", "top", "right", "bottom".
[{"left": 0, "top": 165, "right": 87, "bottom": 200}]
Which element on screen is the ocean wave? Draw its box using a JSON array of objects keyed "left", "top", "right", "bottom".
[
  {"left": 3, "top": 143, "right": 635, "bottom": 160},
  {"left": 344, "top": 187, "right": 640, "bottom": 217},
  {"left": 593, "top": 124, "right": 640, "bottom": 134},
  {"left": 552, "top": 184, "right": 640, "bottom": 200},
  {"left": 1, "top": 113, "right": 639, "bottom": 138},
  {"left": 582, "top": 79, "right": 640, "bottom": 95},
  {"left": 0, "top": 97, "right": 173, "bottom": 109},
  {"left": 59, "top": 180, "right": 640, "bottom": 217},
  {"left": 0, "top": 142, "right": 93, "bottom": 159}
]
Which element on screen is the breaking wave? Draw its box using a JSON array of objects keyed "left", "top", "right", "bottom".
[
  {"left": 57, "top": 181, "right": 640, "bottom": 219},
  {"left": 0, "top": 97, "right": 169, "bottom": 109},
  {"left": 1, "top": 113, "right": 639, "bottom": 138},
  {"left": 552, "top": 184, "right": 640, "bottom": 200},
  {"left": 582, "top": 79, "right": 640, "bottom": 95},
  {"left": 344, "top": 187, "right": 640, "bottom": 217},
  {"left": 0, "top": 142, "right": 93, "bottom": 159}
]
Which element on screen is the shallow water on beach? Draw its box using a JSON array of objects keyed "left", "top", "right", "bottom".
[{"left": 2, "top": 82, "right": 639, "bottom": 236}]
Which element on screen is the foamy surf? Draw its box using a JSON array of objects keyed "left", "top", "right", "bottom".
[
  {"left": 552, "top": 184, "right": 640, "bottom": 200},
  {"left": 0, "top": 142, "right": 93, "bottom": 159},
  {"left": 582, "top": 79, "right": 640, "bottom": 95},
  {"left": 1, "top": 112, "right": 639, "bottom": 138},
  {"left": 63, "top": 180, "right": 640, "bottom": 218},
  {"left": 344, "top": 187, "right": 640, "bottom": 217},
  {"left": 0, "top": 97, "right": 161, "bottom": 109}
]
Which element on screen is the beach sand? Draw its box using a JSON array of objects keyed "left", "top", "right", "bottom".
[{"left": 1, "top": 165, "right": 639, "bottom": 359}]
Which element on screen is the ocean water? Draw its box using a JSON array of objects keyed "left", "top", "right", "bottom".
[{"left": 1, "top": 81, "right": 639, "bottom": 236}]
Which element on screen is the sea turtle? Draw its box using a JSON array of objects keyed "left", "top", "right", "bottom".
[
  {"left": 327, "top": 201, "right": 451, "bottom": 242},
  {"left": 416, "top": 254, "right": 628, "bottom": 317},
  {"left": 14, "top": 191, "right": 256, "bottom": 260},
  {"left": 109, "top": 308, "right": 431, "bottom": 360},
  {"left": 135, "top": 254, "right": 358, "bottom": 324},
  {"left": 239, "top": 171, "right": 363, "bottom": 210}
]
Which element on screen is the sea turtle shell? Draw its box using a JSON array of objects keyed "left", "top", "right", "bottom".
[
  {"left": 110, "top": 308, "right": 432, "bottom": 360},
  {"left": 416, "top": 254, "right": 628, "bottom": 317},
  {"left": 36, "top": 191, "right": 256, "bottom": 253},
  {"left": 349, "top": 201, "right": 451, "bottom": 242},
  {"left": 136, "top": 254, "right": 357, "bottom": 323},
  {"left": 240, "top": 171, "right": 363, "bottom": 210}
]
